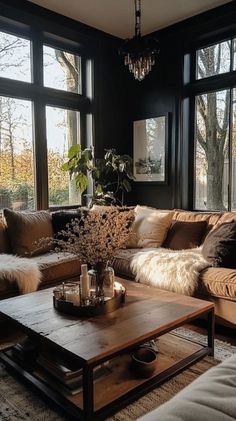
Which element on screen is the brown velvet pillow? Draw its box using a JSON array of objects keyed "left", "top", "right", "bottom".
[
  {"left": 202, "top": 221, "right": 236, "bottom": 268},
  {"left": 0, "top": 218, "right": 11, "bottom": 253},
  {"left": 3, "top": 208, "right": 53, "bottom": 256},
  {"left": 163, "top": 220, "right": 208, "bottom": 250}
]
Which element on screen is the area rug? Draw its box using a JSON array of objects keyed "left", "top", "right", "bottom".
[{"left": 0, "top": 328, "right": 235, "bottom": 421}]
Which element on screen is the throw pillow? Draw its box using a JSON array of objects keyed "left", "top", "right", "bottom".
[
  {"left": 0, "top": 218, "right": 11, "bottom": 253},
  {"left": 163, "top": 220, "right": 208, "bottom": 250},
  {"left": 126, "top": 205, "right": 174, "bottom": 248},
  {"left": 51, "top": 208, "right": 82, "bottom": 234},
  {"left": 3, "top": 208, "right": 53, "bottom": 256},
  {"left": 202, "top": 220, "right": 236, "bottom": 268}
]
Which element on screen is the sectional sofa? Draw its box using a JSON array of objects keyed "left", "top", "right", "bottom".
[{"left": 0, "top": 206, "right": 236, "bottom": 327}]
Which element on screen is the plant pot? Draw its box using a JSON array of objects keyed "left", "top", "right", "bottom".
[{"left": 131, "top": 348, "right": 157, "bottom": 378}]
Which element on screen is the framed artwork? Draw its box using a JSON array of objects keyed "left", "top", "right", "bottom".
[{"left": 133, "top": 113, "right": 170, "bottom": 183}]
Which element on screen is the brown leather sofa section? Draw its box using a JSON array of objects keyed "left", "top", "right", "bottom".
[
  {"left": 1, "top": 209, "right": 236, "bottom": 328},
  {"left": 198, "top": 267, "right": 236, "bottom": 300}
]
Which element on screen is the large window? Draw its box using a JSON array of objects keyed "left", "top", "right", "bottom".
[
  {"left": 193, "top": 38, "right": 236, "bottom": 211},
  {"left": 46, "top": 106, "right": 80, "bottom": 206},
  {"left": 0, "top": 22, "right": 91, "bottom": 211},
  {"left": 0, "top": 96, "right": 35, "bottom": 210}
]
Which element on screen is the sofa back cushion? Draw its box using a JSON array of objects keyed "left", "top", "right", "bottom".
[
  {"left": 127, "top": 205, "right": 174, "bottom": 248},
  {"left": 51, "top": 208, "right": 82, "bottom": 234},
  {"left": 0, "top": 218, "right": 11, "bottom": 253},
  {"left": 202, "top": 220, "right": 236, "bottom": 268},
  {"left": 3, "top": 208, "right": 53, "bottom": 256},
  {"left": 217, "top": 212, "right": 236, "bottom": 225},
  {"left": 163, "top": 220, "right": 208, "bottom": 250},
  {"left": 173, "top": 210, "right": 222, "bottom": 227}
]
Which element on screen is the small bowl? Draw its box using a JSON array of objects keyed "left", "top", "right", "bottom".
[{"left": 131, "top": 348, "right": 157, "bottom": 378}]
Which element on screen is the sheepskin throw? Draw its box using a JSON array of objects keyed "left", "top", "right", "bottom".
[
  {"left": 0, "top": 254, "right": 41, "bottom": 294},
  {"left": 130, "top": 248, "right": 210, "bottom": 296}
]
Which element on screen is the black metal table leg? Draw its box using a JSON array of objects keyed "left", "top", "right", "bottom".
[
  {"left": 207, "top": 308, "right": 215, "bottom": 356},
  {"left": 83, "top": 365, "right": 94, "bottom": 420}
]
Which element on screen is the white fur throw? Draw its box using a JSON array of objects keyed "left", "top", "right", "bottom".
[
  {"left": 0, "top": 254, "right": 41, "bottom": 294},
  {"left": 130, "top": 248, "right": 210, "bottom": 296}
]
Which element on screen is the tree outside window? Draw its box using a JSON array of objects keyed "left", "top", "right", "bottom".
[
  {"left": 0, "top": 29, "right": 83, "bottom": 210},
  {"left": 194, "top": 40, "right": 236, "bottom": 211}
]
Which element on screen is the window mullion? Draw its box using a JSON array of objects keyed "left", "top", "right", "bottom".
[
  {"left": 34, "top": 101, "right": 48, "bottom": 210},
  {"left": 228, "top": 88, "right": 233, "bottom": 211},
  {"left": 32, "top": 30, "right": 44, "bottom": 86}
]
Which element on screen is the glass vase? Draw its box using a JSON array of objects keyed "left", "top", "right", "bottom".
[{"left": 88, "top": 262, "right": 114, "bottom": 299}]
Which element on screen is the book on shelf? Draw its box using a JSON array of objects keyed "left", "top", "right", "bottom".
[
  {"left": 37, "top": 353, "right": 82, "bottom": 382},
  {"left": 37, "top": 352, "right": 111, "bottom": 395},
  {"left": 9, "top": 340, "right": 111, "bottom": 396},
  {"left": 11, "top": 338, "right": 38, "bottom": 364},
  {"left": 34, "top": 368, "right": 84, "bottom": 396}
]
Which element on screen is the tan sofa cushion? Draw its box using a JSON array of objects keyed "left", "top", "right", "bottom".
[
  {"left": 127, "top": 206, "right": 174, "bottom": 248},
  {"left": 3, "top": 209, "right": 53, "bottom": 256},
  {"left": 217, "top": 212, "right": 236, "bottom": 225},
  {"left": 0, "top": 218, "right": 10, "bottom": 253},
  {"left": 198, "top": 267, "right": 236, "bottom": 300},
  {"left": 31, "top": 252, "right": 81, "bottom": 286},
  {"left": 173, "top": 210, "right": 222, "bottom": 226}
]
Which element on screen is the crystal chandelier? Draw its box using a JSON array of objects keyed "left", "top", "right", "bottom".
[{"left": 119, "top": 0, "right": 160, "bottom": 81}]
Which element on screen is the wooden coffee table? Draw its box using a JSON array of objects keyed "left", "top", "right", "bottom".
[{"left": 0, "top": 278, "right": 214, "bottom": 421}]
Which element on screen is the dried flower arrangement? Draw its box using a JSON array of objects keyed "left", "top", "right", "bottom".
[
  {"left": 38, "top": 208, "right": 134, "bottom": 267},
  {"left": 56, "top": 208, "right": 134, "bottom": 265}
]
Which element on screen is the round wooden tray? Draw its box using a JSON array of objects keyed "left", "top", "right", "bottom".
[{"left": 53, "top": 288, "right": 126, "bottom": 317}]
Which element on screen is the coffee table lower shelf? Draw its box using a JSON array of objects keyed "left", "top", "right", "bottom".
[{"left": 0, "top": 332, "right": 212, "bottom": 421}]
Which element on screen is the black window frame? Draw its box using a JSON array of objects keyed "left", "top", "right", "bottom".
[
  {"left": 0, "top": 16, "right": 93, "bottom": 210},
  {"left": 182, "top": 32, "right": 236, "bottom": 211}
]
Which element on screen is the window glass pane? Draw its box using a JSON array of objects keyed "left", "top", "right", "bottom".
[
  {"left": 194, "top": 90, "right": 229, "bottom": 211},
  {"left": 46, "top": 106, "right": 80, "bottom": 207},
  {"left": 0, "top": 96, "right": 35, "bottom": 211},
  {"left": 0, "top": 31, "right": 31, "bottom": 83},
  {"left": 231, "top": 88, "right": 236, "bottom": 210},
  {"left": 196, "top": 41, "right": 231, "bottom": 79},
  {"left": 43, "top": 46, "right": 81, "bottom": 93}
]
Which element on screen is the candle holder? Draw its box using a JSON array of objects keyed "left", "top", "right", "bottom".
[{"left": 53, "top": 281, "right": 126, "bottom": 317}]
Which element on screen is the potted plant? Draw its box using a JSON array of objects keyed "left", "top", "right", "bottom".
[{"left": 62, "top": 145, "right": 134, "bottom": 206}]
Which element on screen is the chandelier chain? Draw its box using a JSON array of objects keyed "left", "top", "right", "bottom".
[
  {"left": 135, "top": 0, "right": 141, "bottom": 37},
  {"left": 119, "top": 0, "right": 160, "bottom": 81}
]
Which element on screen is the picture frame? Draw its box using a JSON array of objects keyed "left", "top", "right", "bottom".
[{"left": 133, "top": 113, "right": 170, "bottom": 184}]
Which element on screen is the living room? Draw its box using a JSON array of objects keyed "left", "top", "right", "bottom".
[{"left": 0, "top": 0, "right": 236, "bottom": 420}]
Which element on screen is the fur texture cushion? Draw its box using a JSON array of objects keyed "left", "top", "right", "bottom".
[
  {"left": 130, "top": 247, "right": 210, "bottom": 295},
  {"left": 0, "top": 254, "right": 41, "bottom": 294}
]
